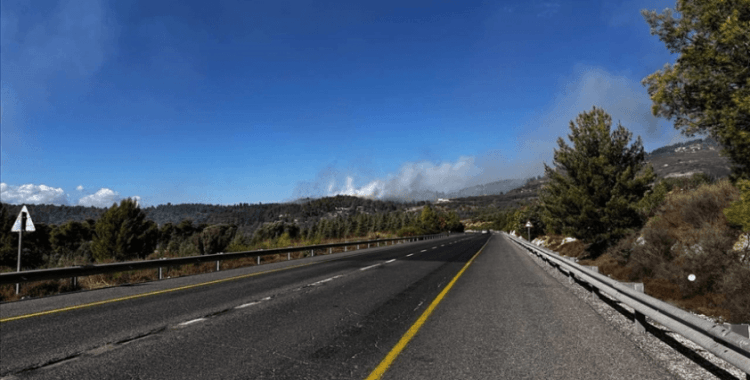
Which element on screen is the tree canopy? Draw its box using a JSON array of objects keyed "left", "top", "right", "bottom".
[
  {"left": 642, "top": 0, "right": 750, "bottom": 180},
  {"left": 540, "top": 107, "right": 655, "bottom": 255},
  {"left": 92, "top": 199, "right": 158, "bottom": 262}
]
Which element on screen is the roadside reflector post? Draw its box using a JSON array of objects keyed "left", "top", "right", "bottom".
[
  {"left": 328, "top": 247, "right": 332, "bottom": 254},
  {"left": 525, "top": 221, "right": 533, "bottom": 242},
  {"left": 311, "top": 249, "right": 314, "bottom": 257},
  {"left": 257, "top": 256, "right": 260, "bottom": 265},
  {"left": 71, "top": 276, "right": 77, "bottom": 289},
  {"left": 216, "top": 252, "right": 222, "bottom": 272},
  {"left": 158, "top": 258, "right": 165, "bottom": 279},
  {"left": 357, "top": 244, "right": 360, "bottom": 250},
  {"left": 367, "top": 243, "right": 370, "bottom": 249},
  {"left": 287, "top": 252, "right": 291, "bottom": 261},
  {"left": 377, "top": 242, "right": 379, "bottom": 247}
]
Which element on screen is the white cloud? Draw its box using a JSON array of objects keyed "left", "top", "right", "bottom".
[
  {"left": 77, "top": 188, "right": 141, "bottom": 207},
  {"left": 76, "top": 185, "right": 84, "bottom": 191},
  {"left": 0, "top": 183, "right": 69, "bottom": 205}
]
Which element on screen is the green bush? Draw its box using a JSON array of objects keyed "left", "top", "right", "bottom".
[
  {"left": 397, "top": 226, "right": 424, "bottom": 237},
  {"left": 724, "top": 179, "right": 750, "bottom": 232}
]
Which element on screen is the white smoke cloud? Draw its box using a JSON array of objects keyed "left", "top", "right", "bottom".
[
  {"left": 77, "top": 188, "right": 141, "bottom": 207},
  {"left": 0, "top": 183, "right": 69, "bottom": 205},
  {"left": 320, "top": 156, "right": 485, "bottom": 200},
  {"left": 293, "top": 66, "right": 681, "bottom": 201}
]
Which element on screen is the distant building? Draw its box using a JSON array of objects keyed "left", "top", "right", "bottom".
[{"left": 436, "top": 198, "right": 451, "bottom": 203}]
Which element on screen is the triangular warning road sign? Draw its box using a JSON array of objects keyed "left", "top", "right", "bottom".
[{"left": 10, "top": 206, "right": 35, "bottom": 232}]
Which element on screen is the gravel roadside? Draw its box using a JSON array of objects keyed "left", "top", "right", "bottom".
[{"left": 507, "top": 235, "right": 748, "bottom": 380}]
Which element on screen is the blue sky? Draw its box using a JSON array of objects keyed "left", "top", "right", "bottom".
[{"left": 1, "top": 0, "right": 683, "bottom": 207}]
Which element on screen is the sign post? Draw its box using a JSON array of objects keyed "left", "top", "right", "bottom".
[
  {"left": 525, "top": 220, "right": 533, "bottom": 242},
  {"left": 11, "top": 206, "right": 35, "bottom": 295}
]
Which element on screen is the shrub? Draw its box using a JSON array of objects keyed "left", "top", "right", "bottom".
[
  {"left": 719, "top": 264, "right": 750, "bottom": 323},
  {"left": 724, "top": 179, "right": 750, "bottom": 232},
  {"left": 397, "top": 226, "right": 423, "bottom": 237}
]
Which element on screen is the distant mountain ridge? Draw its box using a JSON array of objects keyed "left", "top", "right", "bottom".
[
  {"left": 443, "top": 178, "right": 528, "bottom": 198},
  {"left": 1, "top": 138, "right": 730, "bottom": 229}
]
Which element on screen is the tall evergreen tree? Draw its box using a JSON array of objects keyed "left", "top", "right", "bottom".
[
  {"left": 51, "top": 221, "right": 93, "bottom": 256},
  {"left": 642, "top": 0, "right": 750, "bottom": 180},
  {"left": 540, "top": 107, "right": 655, "bottom": 254},
  {"left": 92, "top": 199, "right": 159, "bottom": 262}
]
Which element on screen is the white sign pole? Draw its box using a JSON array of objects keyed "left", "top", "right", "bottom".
[{"left": 16, "top": 225, "right": 22, "bottom": 295}]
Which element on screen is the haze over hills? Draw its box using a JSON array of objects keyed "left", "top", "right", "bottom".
[
  {"left": 0, "top": 138, "right": 732, "bottom": 230},
  {"left": 435, "top": 137, "right": 732, "bottom": 214}
]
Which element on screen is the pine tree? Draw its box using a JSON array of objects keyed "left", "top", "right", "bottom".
[
  {"left": 540, "top": 107, "right": 655, "bottom": 255},
  {"left": 642, "top": 0, "right": 750, "bottom": 180},
  {"left": 92, "top": 199, "right": 159, "bottom": 262}
]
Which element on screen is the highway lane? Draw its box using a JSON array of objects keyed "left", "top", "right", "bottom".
[
  {"left": 379, "top": 234, "right": 675, "bottom": 380},
  {"left": 0, "top": 234, "right": 486, "bottom": 378}
]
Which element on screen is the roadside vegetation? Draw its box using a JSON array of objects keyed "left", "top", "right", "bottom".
[
  {"left": 0, "top": 201, "right": 463, "bottom": 302},
  {"left": 485, "top": 0, "right": 750, "bottom": 323}
]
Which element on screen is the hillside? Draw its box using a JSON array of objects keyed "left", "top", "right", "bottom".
[
  {"left": 0, "top": 196, "right": 422, "bottom": 235},
  {"left": 436, "top": 138, "right": 731, "bottom": 217},
  {"left": 2, "top": 138, "right": 731, "bottom": 230}
]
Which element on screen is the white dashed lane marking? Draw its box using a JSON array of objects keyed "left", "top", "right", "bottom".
[
  {"left": 406, "top": 253, "right": 414, "bottom": 257},
  {"left": 420, "top": 250, "right": 427, "bottom": 253},
  {"left": 179, "top": 318, "right": 206, "bottom": 326},
  {"left": 236, "top": 302, "right": 258, "bottom": 309},
  {"left": 385, "top": 259, "right": 396, "bottom": 264},
  {"left": 360, "top": 264, "right": 381, "bottom": 271}
]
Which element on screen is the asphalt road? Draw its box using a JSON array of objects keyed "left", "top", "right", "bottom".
[{"left": 0, "top": 233, "right": 674, "bottom": 379}]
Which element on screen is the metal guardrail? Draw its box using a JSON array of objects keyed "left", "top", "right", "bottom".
[
  {"left": 0, "top": 233, "right": 449, "bottom": 285},
  {"left": 503, "top": 232, "right": 750, "bottom": 377}
]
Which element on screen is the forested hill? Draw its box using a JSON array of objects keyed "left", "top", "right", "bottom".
[{"left": 0, "top": 196, "right": 422, "bottom": 230}]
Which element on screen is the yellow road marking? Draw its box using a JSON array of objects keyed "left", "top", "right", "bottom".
[
  {"left": 1, "top": 261, "right": 319, "bottom": 323},
  {"left": 365, "top": 237, "right": 491, "bottom": 380}
]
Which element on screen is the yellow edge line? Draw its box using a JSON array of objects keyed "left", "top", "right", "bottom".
[
  {"left": 364, "top": 236, "right": 491, "bottom": 380},
  {"left": 1, "top": 260, "right": 320, "bottom": 323}
]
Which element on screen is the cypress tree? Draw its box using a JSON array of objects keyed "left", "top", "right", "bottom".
[{"left": 540, "top": 107, "right": 655, "bottom": 255}]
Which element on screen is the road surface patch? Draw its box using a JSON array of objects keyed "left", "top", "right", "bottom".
[{"left": 365, "top": 237, "right": 491, "bottom": 380}]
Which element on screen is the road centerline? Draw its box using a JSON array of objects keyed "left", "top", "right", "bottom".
[{"left": 365, "top": 237, "right": 492, "bottom": 380}]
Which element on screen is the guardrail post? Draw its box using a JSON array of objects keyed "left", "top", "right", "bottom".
[
  {"left": 311, "top": 249, "right": 314, "bottom": 257},
  {"left": 620, "top": 282, "right": 646, "bottom": 334},
  {"left": 329, "top": 247, "right": 332, "bottom": 254},
  {"left": 357, "top": 244, "right": 360, "bottom": 250},
  {"left": 344, "top": 245, "right": 347, "bottom": 252},
  {"left": 71, "top": 276, "right": 77, "bottom": 289},
  {"left": 158, "top": 257, "right": 165, "bottom": 279},
  {"left": 216, "top": 252, "right": 222, "bottom": 272},
  {"left": 287, "top": 252, "right": 291, "bottom": 260},
  {"left": 367, "top": 243, "right": 370, "bottom": 249},
  {"left": 377, "top": 242, "right": 379, "bottom": 247},
  {"left": 257, "top": 256, "right": 260, "bottom": 265},
  {"left": 583, "top": 266, "right": 599, "bottom": 298}
]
